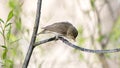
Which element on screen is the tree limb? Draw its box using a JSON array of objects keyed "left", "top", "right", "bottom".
[
  {"left": 34, "top": 36, "right": 120, "bottom": 53},
  {"left": 22, "top": 0, "right": 42, "bottom": 68},
  {"left": 34, "top": 36, "right": 56, "bottom": 46}
]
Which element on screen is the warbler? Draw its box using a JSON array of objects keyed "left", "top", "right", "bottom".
[{"left": 38, "top": 21, "right": 78, "bottom": 41}]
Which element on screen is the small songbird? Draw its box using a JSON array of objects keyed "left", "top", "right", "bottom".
[{"left": 38, "top": 21, "right": 78, "bottom": 41}]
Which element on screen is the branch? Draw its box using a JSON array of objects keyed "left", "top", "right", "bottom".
[
  {"left": 34, "top": 36, "right": 56, "bottom": 46},
  {"left": 22, "top": 0, "right": 42, "bottom": 68},
  {"left": 35, "top": 36, "right": 120, "bottom": 53}
]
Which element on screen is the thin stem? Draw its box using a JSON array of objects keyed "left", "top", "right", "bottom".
[
  {"left": 2, "top": 22, "right": 7, "bottom": 46},
  {"left": 34, "top": 36, "right": 120, "bottom": 53},
  {"left": 22, "top": 0, "right": 42, "bottom": 68}
]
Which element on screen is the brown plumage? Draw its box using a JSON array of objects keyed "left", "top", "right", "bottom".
[{"left": 38, "top": 21, "right": 78, "bottom": 40}]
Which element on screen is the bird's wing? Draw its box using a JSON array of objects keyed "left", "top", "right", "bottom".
[{"left": 42, "top": 22, "right": 70, "bottom": 35}]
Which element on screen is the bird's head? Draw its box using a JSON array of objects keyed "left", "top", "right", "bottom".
[{"left": 67, "top": 26, "right": 78, "bottom": 41}]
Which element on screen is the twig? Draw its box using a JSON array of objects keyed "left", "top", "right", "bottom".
[
  {"left": 22, "top": 0, "right": 42, "bottom": 68},
  {"left": 58, "top": 37, "right": 120, "bottom": 53},
  {"left": 34, "top": 36, "right": 120, "bottom": 53},
  {"left": 34, "top": 36, "right": 56, "bottom": 46}
]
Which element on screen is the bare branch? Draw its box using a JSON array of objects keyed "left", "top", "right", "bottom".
[
  {"left": 58, "top": 37, "right": 120, "bottom": 53},
  {"left": 34, "top": 36, "right": 56, "bottom": 46},
  {"left": 22, "top": 0, "right": 42, "bottom": 68},
  {"left": 34, "top": 36, "right": 120, "bottom": 53}
]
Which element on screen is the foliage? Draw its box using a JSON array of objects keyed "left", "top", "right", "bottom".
[
  {"left": 0, "top": 0, "right": 23, "bottom": 68},
  {"left": 9, "top": 0, "right": 22, "bottom": 31},
  {"left": 0, "top": 10, "right": 14, "bottom": 68},
  {"left": 90, "top": 0, "right": 96, "bottom": 10}
]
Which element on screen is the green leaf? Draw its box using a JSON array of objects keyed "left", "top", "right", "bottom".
[
  {"left": 0, "top": 18, "right": 4, "bottom": 23},
  {"left": 9, "top": 0, "right": 17, "bottom": 9},
  {"left": 2, "top": 48, "right": 8, "bottom": 59},
  {"left": 6, "top": 59, "right": 13, "bottom": 68},
  {"left": 5, "top": 23, "right": 12, "bottom": 28},
  {"left": 1, "top": 46, "right": 7, "bottom": 49},
  {"left": 90, "top": 0, "right": 95, "bottom": 9},
  {"left": 9, "top": 34, "right": 17, "bottom": 42},
  {"left": 6, "top": 10, "right": 14, "bottom": 22}
]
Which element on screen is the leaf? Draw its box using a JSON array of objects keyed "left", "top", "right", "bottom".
[
  {"left": 5, "top": 23, "right": 12, "bottom": 28},
  {"left": 1, "top": 45, "right": 7, "bottom": 49},
  {"left": 9, "top": 34, "right": 17, "bottom": 42},
  {"left": 6, "top": 59, "right": 13, "bottom": 68},
  {"left": 90, "top": 0, "right": 95, "bottom": 9},
  {"left": 0, "top": 18, "right": 4, "bottom": 23},
  {"left": 6, "top": 10, "right": 14, "bottom": 22},
  {"left": 2, "top": 48, "right": 8, "bottom": 59},
  {"left": 9, "top": 0, "right": 17, "bottom": 9}
]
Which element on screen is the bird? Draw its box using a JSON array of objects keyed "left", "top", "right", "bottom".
[{"left": 38, "top": 21, "right": 78, "bottom": 41}]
